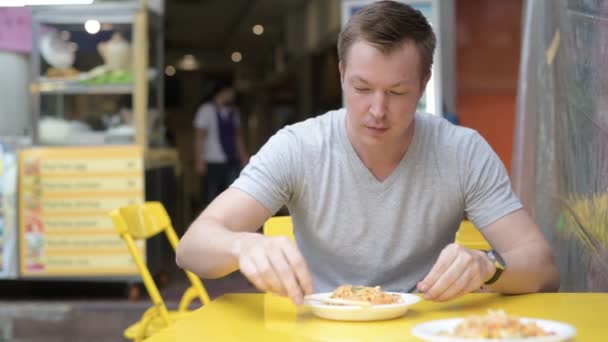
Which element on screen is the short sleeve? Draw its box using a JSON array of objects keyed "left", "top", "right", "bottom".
[
  {"left": 460, "top": 132, "right": 522, "bottom": 229},
  {"left": 194, "top": 104, "right": 213, "bottom": 130},
  {"left": 231, "top": 127, "right": 302, "bottom": 214}
]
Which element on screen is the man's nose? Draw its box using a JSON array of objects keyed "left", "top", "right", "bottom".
[{"left": 369, "top": 91, "right": 387, "bottom": 119}]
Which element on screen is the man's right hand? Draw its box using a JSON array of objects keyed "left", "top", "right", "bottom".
[{"left": 233, "top": 233, "right": 314, "bottom": 305}]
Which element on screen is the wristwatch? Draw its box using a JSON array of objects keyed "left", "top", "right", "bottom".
[{"left": 484, "top": 250, "right": 506, "bottom": 285}]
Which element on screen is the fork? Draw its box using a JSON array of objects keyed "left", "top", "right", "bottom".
[{"left": 304, "top": 296, "right": 373, "bottom": 307}]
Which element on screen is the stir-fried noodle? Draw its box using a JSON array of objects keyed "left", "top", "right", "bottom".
[{"left": 331, "top": 285, "right": 401, "bottom": 305}]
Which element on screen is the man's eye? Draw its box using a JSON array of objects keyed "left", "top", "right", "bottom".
[
  {"left": 354, "top": 87, "right": 370, "bottom": 92},
  {"left": 390, "top": 91, "right": 406, "bottom": 96}
]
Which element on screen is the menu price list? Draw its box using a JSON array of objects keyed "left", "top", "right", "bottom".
[{"left": 19, "top": 146, "right": 144, "bottom": 277}]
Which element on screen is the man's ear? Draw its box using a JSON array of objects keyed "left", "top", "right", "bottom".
[
  {"left": 339, "top": 61, "right": 345, "bottom": 87},
  {"left": 421, "top": 71, "right": 431, "bottom": 90}
]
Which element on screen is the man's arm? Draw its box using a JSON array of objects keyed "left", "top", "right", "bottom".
[
  {"left": 176, "top": 187, "right": 271, "bottom": 278},
  {"left": 235, "top": 127, "right": 249, "bottom": 166},
  {"left": 194, "top": 128, "right": 207, "bottom": 175},
  {"left": 418, "top": 209, "right": 560, "bottom": 301},
  {"left": 480, "top": 209, "right": 560, "bottom": 293},
  {"left": 176, "top": 187, "right": 314, "bottom": 304}
]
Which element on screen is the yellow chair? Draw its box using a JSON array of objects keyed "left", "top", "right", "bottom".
[
  {"left": 110, "top": 201, "right": 211, "bottom": 342},
  {"left": 455, "top": 220, "right": 491, "bottom": 250},
  {"left": 262, "top": 216, "right": 490, "bottom": 251},
  {"left": 263, "top": 216, "right": 294, "bottom": 241}
]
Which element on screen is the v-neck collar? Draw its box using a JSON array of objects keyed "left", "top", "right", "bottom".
[{"left": 337, "top": 109, "right": 421, "bottom": 192}]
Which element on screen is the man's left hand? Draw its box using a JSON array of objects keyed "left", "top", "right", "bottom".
[{"left": 417, "top": 243, "right": 495, "bottom": 301}]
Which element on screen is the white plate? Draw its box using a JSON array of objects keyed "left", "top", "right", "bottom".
[
  {"left": 411, "top": 317, "right": 576, "bottom": 342},
  {"left": 303, "top": 292, "right": 420, "bottom": 321}
]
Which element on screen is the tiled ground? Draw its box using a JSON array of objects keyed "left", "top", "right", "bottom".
[{"left": 0, "top": 271, "right": 258, "bottom": 341}]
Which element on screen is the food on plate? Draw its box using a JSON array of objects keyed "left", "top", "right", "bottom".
[
  {"left": 443, "top": 310, "right": 556, "bottom": 338},
  {"left": 331, "top": 285, "right": 402, "bottom": 305}
]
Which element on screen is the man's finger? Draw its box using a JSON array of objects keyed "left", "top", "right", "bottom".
[
  {"left": 282, "top": 239, "right": 314, "bottom": 295},
  {"left": 250, "top": 249, "right": 286, "bottom": 295},
  {"left": 420, "top": 244, "right": 458, "bottom": 293},
  {"left": 424, "top": 256, "right": 464, "bottom": 300},
  {"left": 267, "top": 246, "right": 304, "bottom": 304},
  {"left": 432, "top": 264, "right": 471, "bottom": 301},
  {"left": 240, "top": 257, "right": 271, "bottom": 293},
  {"left": 428, "top": 249, "right": 486, "bottom": 301}
]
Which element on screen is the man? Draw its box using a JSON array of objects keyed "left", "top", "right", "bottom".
[
  {"left": 194, "top": 79, "right": 249, "bottom": 207},
  {"left": 177, "top": 0, "right": 559, "bottom": 305}
]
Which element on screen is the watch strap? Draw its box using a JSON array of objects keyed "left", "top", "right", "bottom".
[
  {"left": 484, "top": 267, "right": 503, "bottom": 285},
  {"left": 484, "top": 250, "right": 506, "bottom": 285}
]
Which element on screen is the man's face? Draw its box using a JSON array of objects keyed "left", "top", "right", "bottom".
[
  {"left": 218, "top": 87, "right": 236, "bottom": 105},
  {"left": 340, "top": 40, "right": 429, "bottom": 148}
]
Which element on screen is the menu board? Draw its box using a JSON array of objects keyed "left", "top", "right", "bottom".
[
  {"left": 0, "top": 136, "right": 31, "bottom": 279},
  {"left": 19, "top": 146, "right": 144, "bottom": 277}
]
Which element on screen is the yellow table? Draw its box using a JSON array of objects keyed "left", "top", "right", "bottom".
[{"left": 146, "top": 292, "right": 607, "bottom": 341}]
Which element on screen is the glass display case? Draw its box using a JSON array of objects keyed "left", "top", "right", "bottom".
[{"left": 29, "top": 0, "right": 164, "bottom": 147}]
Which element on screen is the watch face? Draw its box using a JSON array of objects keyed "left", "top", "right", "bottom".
[{"left": 489, "top": 250, "right": 506, "bottom": 268}]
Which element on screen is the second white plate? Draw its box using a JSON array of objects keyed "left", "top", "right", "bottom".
[{"left": 411, "top": 317, "right": 576, "bottom": 342}]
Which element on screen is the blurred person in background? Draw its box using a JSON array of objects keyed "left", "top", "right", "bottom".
[{"left": 194, "top": 79, "right": 249, "bottom": 207}]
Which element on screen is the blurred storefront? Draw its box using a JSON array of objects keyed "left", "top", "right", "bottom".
[{"left": 4, "top": 0, "right": 597, "bottom": 297}]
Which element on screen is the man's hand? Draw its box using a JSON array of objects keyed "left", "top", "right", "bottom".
[
  {"left": 233, "top": 233, "right": 314, "bottom": 305},
  {"left": 196, "top": 159, "right": 207, "bottom": 176},
  {"left": 417, "top": 243, "right": 495, "bottom": 301}
]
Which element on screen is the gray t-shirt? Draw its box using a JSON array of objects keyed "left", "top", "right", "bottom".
[{"left": 232, "top": 109, "right": 522, "bottom": 292}]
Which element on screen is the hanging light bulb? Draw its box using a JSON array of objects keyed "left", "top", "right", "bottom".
[
  {"left": 252, "top": 24, "right": 264, "bottom": 35},
  {"left": 84, "top": 19, "right": 101, "bottom": 34},
  {"left": 165, "top": 65, "right": 176, "bottom": 76},
  {"left": 231, "top": 51, "right": 243, "bottom": 63}
]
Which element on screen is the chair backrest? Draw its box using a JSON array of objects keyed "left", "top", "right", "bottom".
[
  {"left": 111, "top": 202, "right": 211, "bottom": 311},
  {"left": 454, "top": 220, "right": 491, "bottom": 250},
  {"left": 261, "top": 216, "right": 490, "bottom": 251},
  {"left": 116, "top": 202, "right": 171, "bottom": 240},
  {"left": 263, "top": 216, "right": 294, "bottom": 241},
  {"left": 110, "top": 208, "right": 172, "bottom": 326}
]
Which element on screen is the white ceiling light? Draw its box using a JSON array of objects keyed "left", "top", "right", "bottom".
[
  {"left": 178, "top": 54, "right": 199, "bottom": 71},
  {"left": 84, "top": 19, "right": 100, "bottom": 34},
  {"left": 2, "top": 0, "right": 94, "bottom": 5},
  {"left": 231, "top": 51, "right": 242, "bottom": 63},
  {"left": 164, "top": 65, "right": 176, "bottom": 77},
  {"left": 252, "top": 24, "right": 264, "bottom": 36}
]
